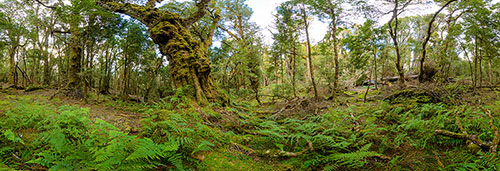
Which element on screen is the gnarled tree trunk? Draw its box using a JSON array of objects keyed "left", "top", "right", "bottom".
[{"left": 98, "top": 0, "right": 228, "bottom": 104}]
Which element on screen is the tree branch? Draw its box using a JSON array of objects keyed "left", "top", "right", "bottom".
[
  {"left": 183, "top": 0, "right": 211, "bottom": 28},
  {"left": 96, "top": 1, "right": 163, "bottom": 28},
  {"left": 217, "top": 25, "right": 241, "bottom": 41},
  {"left": 146, "top": 0, "right": 163, "bottom": 8},
  {"left": 33, "top": 0, "right": 57, "bottom": 9},
  {"left": 52, "top": 30, "right": 70, "bottom": 34}
]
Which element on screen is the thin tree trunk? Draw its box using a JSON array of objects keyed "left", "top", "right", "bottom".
[
  {"left": 8, "top": 44, "right": 18, "bottom": 87},
  {"left": 330, "top": 7, "right": 339, "bottom": 97},
  {"left": 479, "top": 47, "right": 482, "bottom": 87},
  {"left": 373, "top": 48, "right": 378, "bottom": 89},
  {"left": 121, "top": 49, "right": 129, "bottom": 99},
  {"left": 488, "top": 58, "right": 493, "bottom": 85},
  {"left": 364, "top": 59, "right": 373, "bottom": 102},
  {"left": 292, "top": 45, "right": 297, "bottom": 98},
  {"left": 419, "top": 0, "right": 456, "bottom": 82},
  {"left": 388, "top": 0, "right": 405, "bottom": 88},
  {"left": 301, "top": 6, "right": 318, "bottom": 98},
  {"left": 474, "top": 37, "right": 478, "bottom": 89},
  {"left": 462, "top": 45, "right": 475, "bottom": 91},
  {"left": 22, "top": 47, "right": 28, "bottom": 87}
]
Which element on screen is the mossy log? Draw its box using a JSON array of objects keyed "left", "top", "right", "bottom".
[
  {"left": 98, "top": 0, "right": 228, "bottom": 105},
  {"left": 24, "top": 85, "right": 46, "bottom": 92}
]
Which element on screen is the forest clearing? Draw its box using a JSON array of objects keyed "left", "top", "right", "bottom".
[{"left": 1, "top": 0, "right": 500, "bottom": 170}]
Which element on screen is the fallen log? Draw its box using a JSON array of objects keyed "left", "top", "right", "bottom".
[
  {"left": 435, "top": 108, "right": 499, "bottom": 153},
  {"left": 24, "top": 85, "right": 46, "bottom": 92}
]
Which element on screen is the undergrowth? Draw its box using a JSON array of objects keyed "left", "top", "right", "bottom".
[{"left": 1, "top": 89, "right": 500, "bottom": 170}]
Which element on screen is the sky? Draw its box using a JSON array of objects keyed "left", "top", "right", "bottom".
[
  {"left": 245, "top": 0, "right": 439, "bottom": 45},
  {"left": 245, "top": 0, "right": 498, "bottom": 45},
  {"left": 245, "top": 0, "right": 329, "bottom": 45}
]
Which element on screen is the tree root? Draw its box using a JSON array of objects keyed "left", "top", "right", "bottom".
[
  {"left": 435, "top": 108, "right": 499, "bottom": 153},
  {"left": 232, "top": 141, "right": 313, "bottom": 158}
]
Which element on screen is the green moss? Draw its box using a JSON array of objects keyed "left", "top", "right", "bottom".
[{"left": 200, "top": 150, "right": 285, "bottom": 171}]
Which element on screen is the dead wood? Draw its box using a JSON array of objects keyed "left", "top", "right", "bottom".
[
  {"left": 435, "top": 108, "right": 499, "bottom": 153},
  {"left": 232, "top": 141, "right": 314, "bottom": 158}
]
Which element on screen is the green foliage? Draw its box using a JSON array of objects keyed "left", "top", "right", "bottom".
[
  {"left": 0, "top": 98, "right": 183, "bottom": 170},
  {"left": 2, "top": 130, "right": 24, "bottom": 145}
]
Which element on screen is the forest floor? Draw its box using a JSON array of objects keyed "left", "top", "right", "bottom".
[
  {"left": 1, "top": 83, "right": 500, "bottom": 170},
  {"left": 0, "top": 88, "right": 143, "bottom": 131}
]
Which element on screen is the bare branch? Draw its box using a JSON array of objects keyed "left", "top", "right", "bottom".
[
  {"left": 52, "top": 30, "right": 70, "bottom": 34},
  {"left": 33, "top": 0, "right": 57, "bottom": 9},
  {"left": 217, "top": 25, "right": 241, "bottom": 41}
]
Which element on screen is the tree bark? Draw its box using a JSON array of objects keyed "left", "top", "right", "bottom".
[{"left": 97, "top": 1, "right": 228, "bottom": 105}]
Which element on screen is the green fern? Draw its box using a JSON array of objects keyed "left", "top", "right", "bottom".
[
  {"left": 2, "top": 129, "right": 24, "bottom": 145},
  {"left": 325, "top": 144, "right": 378, "bottom": 168}
]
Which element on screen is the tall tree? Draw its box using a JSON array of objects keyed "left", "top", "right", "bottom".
[
  {"left": 387, "top": 0, "right": 413, "bottom": 88},
  {"left": 307, "top": 0, "right": 343, "bottom": 97},
  {"left": 298, "top": 3, "right": 318, "bottom": 98},
  {"left": 1, "top": 1, "right": 26, "bottom": 88},
  {"left": 217, "top": 0, "right": 263, "bottom": 104},
  {"left": 419, "top": 0, "right": 457, "bottom": 82}
]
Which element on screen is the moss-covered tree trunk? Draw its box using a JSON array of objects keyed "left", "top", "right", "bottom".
[
  {"left": 98, "top": 0, "right": 227, "bottom": 104},
  {"left": 65, "top": 24, "right": 83, "bottom": 97}
]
